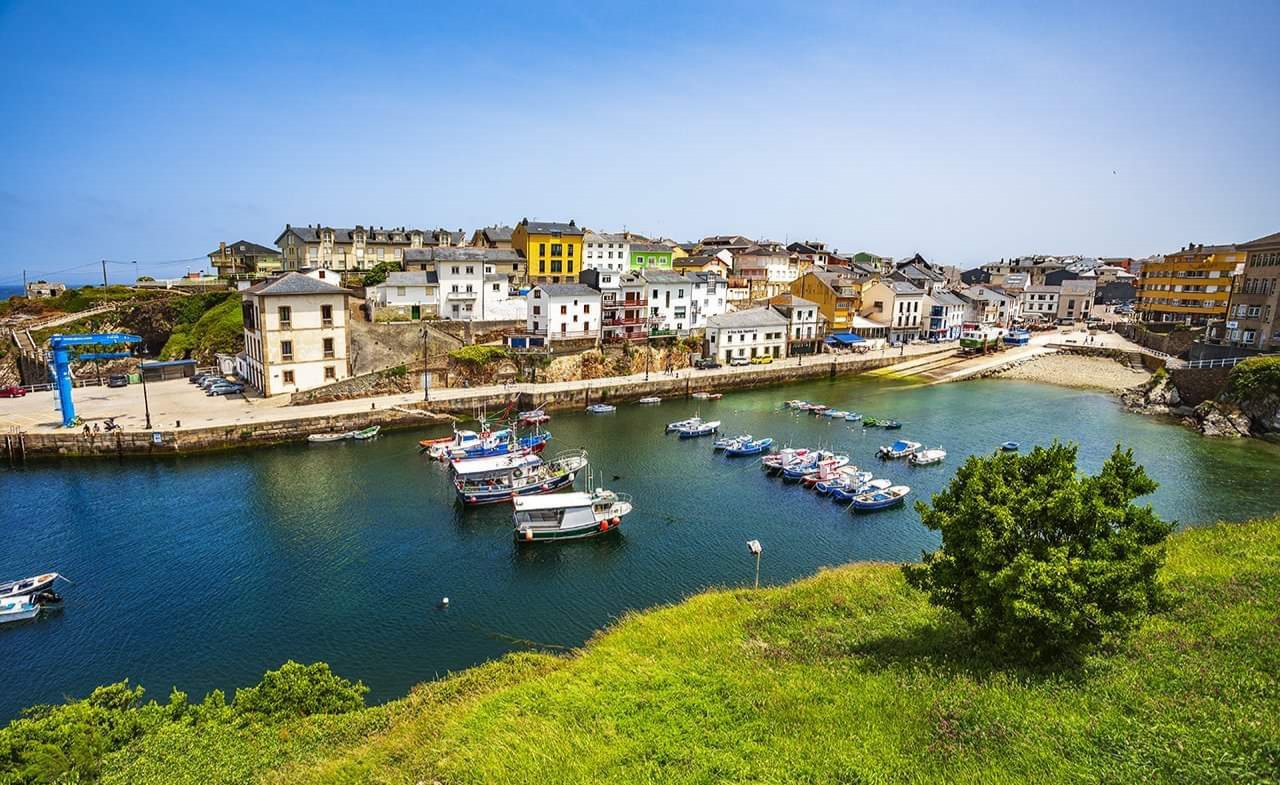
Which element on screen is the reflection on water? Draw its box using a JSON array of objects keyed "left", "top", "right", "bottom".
[{"left": 2, "top": 375, "right": 1279, "bottom": 720}]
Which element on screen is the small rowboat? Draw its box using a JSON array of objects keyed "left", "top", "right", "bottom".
[
  {"left": 878, "top": 440, "right": 921, "bottom": 459},
  {"left": 850, "top": 484, "right": 910, "bottom": 512},
  {"left": 308, "top": 431, "right": 350, "bottom": 443},
  {"left": 637, "top": 397, "right": 662, "bottom": 405},
  {"left": 725, "top": 437, "right": 773, "bottom": 457},
  {"left": 352, "top": 425, "right": 381, "bottom": 440},
  {"left": 586, "top": 403, "right": 616, "bottom": 413},
  {"left": 1000, "top": 441, "right": 1020, "bottom": 451},
  {"left": 909, "top": 447, "right": 946, "bottom": 466}
]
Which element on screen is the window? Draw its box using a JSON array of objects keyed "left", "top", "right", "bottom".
[
  {"left": 551, "top": 260, "right": 563, "bottom": 273},
  {"left": 583, "top": 304, "right": 590, "bottom": 314},
  {"left": 539, "top": 260, "right": 546, "bottom": 273},
  {"left": 321, "top": 304, "right": 333, "bottom": 325},
  {"left": 551, "top": 243, "right": 563, "bottom": 256},
  {"left": 323, "top": 337, "right": 335, "bottom": 358},
  {"left": 396, "top": 287, "right": 406, "bottom": 297},
  {"left": 539, "top": 243, "right": 546, "bottom": 256},
  {"left": 533, "top": 305, "right": 541, "bottom": 315},
  {"left": 560, "top": 305, "right": 567, "bottom": 315},
  {"left": 278, "top": 306, "right": 291, "bottom": 326},
  {"left": 568, "top": 245, "right": 574, "bottom": 257},
  {"left": 324, "top": 366, "right": 336, "bottom": 380},
  {"left": 451, "top": 266, "right": 460, "bottom": 274},
  {"left": 283, "top": 370, "right": 295, "bottom": 384},
  {"left": 308, "top": 247, "right": 318, "bottom": 260},
  {"left": 280, "top": 340, "right": 293, "bottom": 361},
  {"left": 466, "top": 266, "right": 474, "bottom": 274}
]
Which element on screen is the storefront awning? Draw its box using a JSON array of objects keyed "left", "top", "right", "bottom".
[{"left": 825, "top": 332, "right": 866, "bottom": 345}]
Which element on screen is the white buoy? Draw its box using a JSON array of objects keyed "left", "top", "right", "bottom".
[{"left": 441, "top": 597, "right": 449, "bottom": 608}]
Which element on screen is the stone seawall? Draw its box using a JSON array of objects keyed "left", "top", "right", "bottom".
[
  {"left": 1169, "top": 366, "right": 1233, "bottom": 406},
  {"left": 5, "top": 406, "right": 450, "bottom": 462}
]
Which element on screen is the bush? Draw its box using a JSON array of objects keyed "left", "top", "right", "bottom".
[
  {"left": 1224, "top": 356, "right": 1280, "bottom": 400},
  {"left": 361, "top": 261, "right": 401, "bottom": 288},
  {"left": 232, "top": 661, "right": 367, "bottom": 721},
  {"left": 448, "top": 345, "right": 510, "bottom": 366},
  {"left": 904, "top": 442, "right": 1172, "bottom": 662}
]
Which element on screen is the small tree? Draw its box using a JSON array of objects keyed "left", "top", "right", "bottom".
[
  {"left": 904, "top": 442, "right": 1172, "bottom": 662},
  {"left": 232, "top": 661, "right": 367, "bottom": 721},
  {"left": 361, "top": 261, "right": 402, "bottom": 288}
]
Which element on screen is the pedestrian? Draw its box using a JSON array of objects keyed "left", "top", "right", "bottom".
[
  {"left": 82, "top": 423, "right": 91, "bottom": 436},
  {"left": 93, "top": 423, "right": 100, "bottom": 434}
]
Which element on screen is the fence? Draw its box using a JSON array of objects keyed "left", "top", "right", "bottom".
[{"left": 1185, "top": 356, "right": 1249, "bottom": 370}]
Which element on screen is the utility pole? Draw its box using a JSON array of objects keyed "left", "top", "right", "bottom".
[
  {"left": 101, "top": 260, "right": 108, "bottom": 288},
  {"left": 22, "top": 269, "right": 27, "bottom": 294}
]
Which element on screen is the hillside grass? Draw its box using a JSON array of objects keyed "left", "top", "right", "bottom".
[
  {"left": 159, "top": 294, "right": 242, "bottom": 361},
  {"left": 91, "top": 517, "right": 1280, "bottom": 783}
]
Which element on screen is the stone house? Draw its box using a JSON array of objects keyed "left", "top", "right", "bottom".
[{"left": 241, "top": 272, "right": 351, "bottom": 397}]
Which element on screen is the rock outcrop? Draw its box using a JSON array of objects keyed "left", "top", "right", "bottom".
[
  {"left": 1182, "top": 401, "right": 1252, "bottom": 438},
  {"left": 1120, "top": 373, "right": 1180, "bottom": 416}
]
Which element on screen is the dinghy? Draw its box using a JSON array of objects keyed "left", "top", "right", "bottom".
[
  {"left": 308, "top": 431, "right": 351, "bottom": 443},
  {"left": 352, "top": 425, "right": 381, "bottom": 440},
  {"left": 519, "top": 409, "right": 550, "bottom": 425},
  {"left": 1000, "top": 441, "right": 1020, "bottom": 451}
]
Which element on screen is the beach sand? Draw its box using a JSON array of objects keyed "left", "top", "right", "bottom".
[{"left": 994, "top": 353, "right": 1151, "bottom": 392}]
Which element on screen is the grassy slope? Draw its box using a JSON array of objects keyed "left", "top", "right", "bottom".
[
  {"left": 106, "top": 519, "right": 1280, "bottom": 784},
  {"left": 159, "top": 295, "right": 243, "bottom": 361}
]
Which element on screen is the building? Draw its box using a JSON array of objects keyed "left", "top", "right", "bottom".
[
  {"left": 208, "top": 240, "right": 282, "bottom": 279},
  {"left": 371, "top": 270, "right": 438, "bottom": 320},
  {"left": 704, "top": 307, "right": 789, "bottom": 364},
  {"left": 404, "top": 247, "right": 524, "bottom": 288},
  {"left": 1056, "top": 279, "right": 1096, "bottom": 323},
  {"left": 787, "top": 241, "right": 835, "bottom": 271},
  {"left": 959, "top": 267, "right": 992, "bottom": 286},
  {"left": 25, "top": 280, "right": 66, "bottom": 298},
  {"left": 981, "top": 256, "right": 1070, "bottom": 287},
  {"left": 673, "top": 252, "right": 732, "bottom": 279},
  {"left": 1097, "top": 280, "right": 1137, "bottom": 305},
  {"left": 582, "top": 232, "right": 635, "bottom": 273},
  {"left": 956, "top": 290, "right": 999, "bottom": 324},
  {"left": 240, "top": 272, "right": 351, "bottom": 397},
  {"left": 583, "top": 269, "right": 649, "bottom": 343},
  {"left": 640, "top": 270, "right": 697, "bottom": 334},
  {"left": 512, "top": 219, "right": 585, "bottom": 285},
  {"left": 1019, "top": 285, "right": 1061, "bottom": 322},
  {"left": 276, "top": 224, "right": 453, "bottom": 272},
  {"left": 925, "top": 290, "right": 966, "bottom": 340},
  {"left": 468, "top": 225, "right": 514, "bottom": 249},
  {"left": 861, "top": 280, "right": 925, "bottom": 344},
  {"left": 851, "top": 251, "right": 893, "bottom": 275},
  {"left": 687, "top": 271, "right": 729, "bottom": 329},
  {"left": 1136, "top": 243, "right": 1244, "bottom": 325},
  {"left": 525, "top": 283, "right": 600, "bottom": 344},
  {"left": 767, "top": 294, "right": 822, "bottom": 354},
  {"left": 790, "top": 268, "right": 877, "bottom": 333},
  {"left": 893, "top": 256, "right": 946, "bottom": 295},
  {"left": 1208, "top": 231, "right": 1280, "bottom": 351},
  {"left": 964, "top": 284, "right": 1022, "bottom": 326},
  {"left": 629, "top": 242, "right": 674, "bottom": 272}
]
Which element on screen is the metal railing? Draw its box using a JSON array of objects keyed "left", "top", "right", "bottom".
[{"left": 1185, "top": 356, "right": 1251, "bottom": 369}]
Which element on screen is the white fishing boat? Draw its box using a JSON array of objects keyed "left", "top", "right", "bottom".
[
  {"left": 666, "top": 416, "right": 702, "bottom": 433},
  {"left": 677, "top": 420, "right": 720, "bottom": 439},
  {"left": 514, "top": 488, "right": 634, "bottom": 542},
  {"left": 452, "top": 450, "right": 588, "bottom": 505},
  {"left": 0, "top": 573, "right": 61, "bottom": 600},
  {"left": 307, "top": 431, "right": 351, "bottom": 443},
  {"left": 761, "top": 447, "right": 811, "bottom": 474},
  {"left": 691, "top": 391, "right": 722, "bottom": 400},
  {"left": 877, "top": 440, "right": 922, "bottom": 459},
  {"left": 909, "top": 447, "right": 947, "bottom": 466},
  {"left": 850, "top": 484, "right": 911, "bottom": 512},
  {"left": 637, "top": 396, "right": 662, "bottom": 405},
  {"left": 0, "top": 595, "right": 43, "bottom": 625},
  {"left": 586, "top": 403, "right": 616, "bottom": 413},
  {"left": 713, "top": 433, "right": 750, "bottom": 451}
]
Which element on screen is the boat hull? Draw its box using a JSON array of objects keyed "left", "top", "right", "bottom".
[
  {"left": 456, "top": 471, "right": 578, "bottom": 505},
  {"left": 514, "top": 520, "right": 621, "bottom": 542},
  {"left": 0, "top": 574, "right": 58, "bottom": 600}
]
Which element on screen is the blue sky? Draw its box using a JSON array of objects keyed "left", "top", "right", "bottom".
[{"left": 1, "top": 0, "right": 1277, "bottom": 285}]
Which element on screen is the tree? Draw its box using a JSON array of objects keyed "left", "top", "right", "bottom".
[
  {"left": 361, "top": 261, "right": 401, "bottom": 287},
  {"left": 904, "top": 442, "right": 1172, "bottom": 662},
  {"left": 232, "top": 661, "right": 367, "bottom": 720}
]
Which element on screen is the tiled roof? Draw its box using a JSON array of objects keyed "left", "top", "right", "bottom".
[
  {"left": 536, "top": 283, "right": 598, "bottom": 297},
  {"left": 1239, "top": 232, "right": 1280, "bottom": 249},
  {"left": 404, "top": 247, "right": 522, "bottom": 263},
  {"left": 242, "top": 272, "right": 350, "bottom": 297},
  {"left": 382, "top": 270, "right": 438, "bottom": 286},
  {"left": 519, "top": 219, "right": 583, "bottom": 236},
  {"left": 707, "top": 307, "right": 788, "bottom": 329},
  {"left": 928, "top": 290, "right": 965, "bottom": 307}
]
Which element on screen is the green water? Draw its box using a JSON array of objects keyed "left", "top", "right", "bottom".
[{"left": 2, "top": 375, "right": 1278, "bottom": 721}]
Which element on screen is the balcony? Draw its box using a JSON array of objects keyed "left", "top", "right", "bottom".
[
  {"left": 446, "top": 290, "right": 478, "bottom": 300},
  {"left": 604, "top": 297, "right": 647, "bottom": 309},
  {"left": 603, "top": 315, "right": 649, "bottom": 326}
]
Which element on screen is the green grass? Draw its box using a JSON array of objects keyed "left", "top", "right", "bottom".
[
  {"left": 159, "top": 295, "right": 242, "bottom": 362},
  {"left": 83, "top": 517, "right": 1280, "bottom": 783}
]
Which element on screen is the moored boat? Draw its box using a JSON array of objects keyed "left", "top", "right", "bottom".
[
  {"left": 308, "top": 431, "right": 351, "bottom": 443},
  {"left": 850, "top": 484, "right": 911, "bottom": 512},
  {"left": 782, "top": 450, "right": 838, "bottom": 482},
  {"left": 822, "top": 409, "right": 848, "bottom": 418},
  {"left": 586, "top": 403, "right": 616, "bottom": 413},
  {"left": 808, "top": 404, "right": 830, "bottom": 415},
  {"left": 761, "top": 447, "right": 810, "bottom": 474},
  {"left": 0, "top": 573, "right": 61, "bottom": 601},
  {"left": 725, "top": 436, "right": 773, "bottom": 456},
  {"left": 909, "top": 447, "right": 946, "bottom": 466},
  {"left": 677, "top": 420, "right": 720, "bottom": 439},
  {"left": 513, "top": 488, "right": 633, "bottom": 542},
  {"left": 831, "top": 476, "right": 889, "bottom": 502},
  {"left": 814, "top": 467, "right": 870, "bottom": 495},
  {"left": 713, "top": 433, "right": 750, "bottom": 451},
  {"left": 783, "top": 399, "right": 807, "bottom": 409},
  {"left": 352, "top": 425, "right": 381, "bottom": 440},
  {"left": 877, "top": 440, "right": 922, "bottom": 459},
  {"left": 881, "top": 420, "right": 902, "bottom": 430},
  {"left": 637, "top": 397, "right": 662, "bottom": 405},
  {"left": 844, "top": 412, "right": 863, "bottom": 422},
  {"left": 519, "top": 409, "right": 551, "bottom": 425},
  {"left": 800, "top": 454, "right": 851, "bottom": 486},
  {"left": 666, "top": 417, "right": 701, "bottom": 433},
  {"left": 691, "top": 391, "right": 722, "bottom": 400},
  {"left": 0, "top": 595, "right": 43, "bottom": 625},
  {"left": 452, "top": 450, "right": 589, "bottom": 505},
  {"left": 1000, "top": 441, "right": 1020, "bottom": 451}
]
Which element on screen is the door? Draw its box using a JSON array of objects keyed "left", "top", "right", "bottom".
[{"left": 411, "top": 305, "right": 421, "bottom": 320}]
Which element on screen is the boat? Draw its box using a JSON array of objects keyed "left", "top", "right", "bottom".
[
  {"left": 666, "top": 416, "right": 702, "bottom": 433},
  {"left": 513, "top": 487, "right": 633, "bottom": 542},
  {"left": 822, "top": 409, "right": 848, "bottom": 418},
  {"left": 881, "top": 420, "right": 902, "bottom": 430},
  {"left": 0, "top": 573, "right": 61, "bottom": 601},
  {"left": 800, "top": 454, "right": 852, "bottom": 486},
  {"left": 761, "top": 448, "right": 811, "bottom": 475},
  {"left": 518, "top": 409, "right": 550, "bottom": 425},
  {"left": 308, "top": 431, "right": 351, "bottom": 443},
  {"left": 1, "top": 595, "right": 43, "bottom": 626},
  {"left": 636, "top": 397, "right": 662, "bottom": 405},
  {"left": 713, "top": 433, "right": 750, "bottom": 451},
  {"left": 909, "top": 447, "right": 947, "bottom": 466},
  {"left": 959, "top": 322, "right": 1005, "bottom": 351},
  {"left": 724, "top": 437, "right": 773, "bottom": 457},
  {"left": 782, "top": 450, "right": 839, "bottom": 482},
  {"left": 783, "top": 400, "right": 807, "bottom": 409},
  {"left": 808, "top": 404, "right": 830, "bottom": 415},
  {"left": 586, "top": 403, "right": 616, "bottom": 413},
  {"left": 877, "top": 440, "right": 922, "bottom": 459},
  {"left": 352, "top": 425, "right": 381, "bottom": 440},
  {"left": 814, "top": 467, "right": 871, "bottom": 495},
  {"left": 850, "top": 484, "right": 911, "bottom": 512},
  {"left": 1003, "top": 328, "right": 1031, "bottom": 347},
  {"left": 691, "top": 391, "right": 722, "bottom": 400},
  {"left": 844, "top": 412, "right": 863, "bottom": 422},
  {"left": 1000, "top": 441, "right": 1020, "bottom": 451},
  {"left": 425, "top": 428, "right": 487, "bottom": 458},
  {"left": 677, "top": 420, "right": 720, "bottom": 439},
  {"left": 452, "top": 450, "right": 589, "bottom": 505},
  {"left": 431, "top": 428, "right": 550, "bottom": 461},
  {"left": 831, "top": 476, "right": 889, "bottom": 502}
]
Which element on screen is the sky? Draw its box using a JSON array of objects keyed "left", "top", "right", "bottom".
[{"left": 1, "top": 0, "right": 1277, "bottom": 286}]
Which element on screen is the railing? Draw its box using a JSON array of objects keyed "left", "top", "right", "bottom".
[
  {"left": 602, "top": 316, "right": 647, "bottom": 326},
  {"left": 1186, "top": 356, "right": 1251, "bottom": 369},
  {"left": 603, "top": 298, "right": 648, "bottom": 308}
]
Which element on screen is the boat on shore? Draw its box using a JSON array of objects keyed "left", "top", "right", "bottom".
[
  {"left": 513, "top": 488, "right": 633, "bottom": 543},
  {"left": 677, "top": 420, "right": 720, "bottom": 439},
  {"left": 1, "top": 573, "right": 61, "bottom": 601},
  {"left": 878, "top": 440, "right": 921, "bottom": 459},
  {"left": 637, "top": 397, "right": 662, "bottom": 405},
  {"left": 850, "top": 484, "right": 911, "bottom": 512},
  {"left": 909, "top": 447, "right": 947, "bottom": 466},
  {"left": 586, "top": 403, "right": 616, "bottom": 413},
  {"left": 452, "top": 450, "right": 589, "bottom": 505},
  {"left": 1003, "top": 328, "right": 1031, "bottom": 346},
  {"left": 725, "top": 436, "right": 773, "bottom": 456}
]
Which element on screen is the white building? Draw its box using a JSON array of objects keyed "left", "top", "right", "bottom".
[
  {"left": 481, "top": 273, "right": 526, "bottom": 321},
  {"left": 687, "top": 272, "right": 729, "bottom": 329},
  {"left": 1019, "top": 285, "right": 1060, "bottom": 322},
  {"left": 372, "top": 270, "right": 438, "bottom": 319},
  {"left": 526, "top": 284, "right": 601, "bottom": 344},
  {"left": 704, "top": 307, "right": 789, "bottom": 364},
  {"left": 641, "top": 270, "right": 697, "bottom": 333},
  {"left": 966, "top": 284, "right": 1023, "bottom": 326},
  {"left": 582, "top": 231, "right": 634, "bottom": 273},
  {"left": 925, "top": 290, "right": 966, "bottom": 340},
  {"left": 862, "top": 280, "right": 925, "bottom": 344},
  {"left": 241, "top": 272, "right": 351, "bottom": 397},
  {"left": 767, "top": 294, "right": 823, "bottom": 354},
  {"left": 1057, "top": 279, "right": 1096, "bottom": 322}
]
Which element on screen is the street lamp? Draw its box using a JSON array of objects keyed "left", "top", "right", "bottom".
[
  {"left": 746, "top": 539, "right": 763, "bottom": 589},
  {"left": 138, "top": 352, "right": 153, "bottom": 430}
]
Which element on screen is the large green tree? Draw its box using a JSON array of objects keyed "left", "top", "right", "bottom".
[{"left": 904, "top": 442, "right": 1172, "bottom": 661}]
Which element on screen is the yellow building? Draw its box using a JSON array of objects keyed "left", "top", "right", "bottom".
[
  {"left": 511, "top": 218, "right": 585, "bottom": 284},
  {"left": 790, "top": 269, "right": 878, "bottom": 333},
  {"left": 1137, "top": 243, "right": 1244, "bottom": 325}
]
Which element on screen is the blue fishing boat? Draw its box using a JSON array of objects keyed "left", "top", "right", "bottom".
[
  {"left": 814, "top": 469, "right": 871, "bottom": 496},
  {"left": 725, "top": 437, "right": 773, "bottom": 456},
  {"left": 452, "top": 450, "right": 588, "bottom": 505},
  {"left": 714, "top": 433, "right": 750, "bottom": 451},
  {"left": 1003, "top": 328, "right": 1031, "bottom": 346},
  {"left": 850, "top": 484, "right": 911, "bottom": 512},
  {"left": 831, "top": 477, "right": 889, "bottom": 502},
  {"left": 457, "top": 430, "right": 551, "bottom": 459},
  {"left": 677, "top": 420, "right": 721, "bottom": 439}
]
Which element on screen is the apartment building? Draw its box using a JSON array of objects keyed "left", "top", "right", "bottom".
[
  {"left": 641, "top": 270, "right": 696, "bottom": 334},
  {"left": 1209, "top": 231, "right": 1280, "bottom": 351},
  {"left": 1056, "top": 279, "right": 1096, "bottom": 323},
  {"left": 925, "top": 290, "right": 966, "bottom": 340},
  {"left": 790, "top": 268, "right": 877, "bottom": 333},
  {"left": 468, "top": 225, "right": 514, "bottom": 249},
  {"left": 240, "top": 272, "right": 350, "bottom": 397},
  {"left": 704, "top": 308, "right": 789, "bottom": 364},
  {"left": 207, "top": 240, "right": 282, "bottom": 279},
  {"left": 275, "top": 224, "right": 463, "bottom": 272},
  {"left": 767, "top": 294, "right": 823, "bottom": 354},
  {"left": 526, "top": 283, "right": 601, "bottom": 344},
  {"left": 582, "top": 231, "right": 635, "bottom": 273},
  {"left": 582, "top": 269, "right": 649, "bottom": 343},
  {"left": 512, "top": 219, "right": 585, "bottom": 285},
  {"left": 371, "top": 271, "right": 438, "bottom": 320},
  {"left": 404, "top": 247, "right": 524, "bottom": 288},
  {"left": 1019, "top": 285, "right": 1061, "bottom": 322},
  {"left": 630, "top": 242, "right": 674, "bottom": 272},
  {"left": 862, "top": 280, "right": 925, "bottom": 344},
  {"left": 687, "top": 271, "right": 729, "bottom": 329},
  {"left": 1137, "top": 243, "right": 1243, "bottom": 325}
]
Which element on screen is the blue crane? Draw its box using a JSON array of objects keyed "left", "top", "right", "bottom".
[{"left": 48, "top": 333, "right": 143, "bottom": 428}]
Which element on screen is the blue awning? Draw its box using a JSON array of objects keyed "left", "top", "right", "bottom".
[{"left": 825, "top": 332, "right": 865, "bottom": 345}]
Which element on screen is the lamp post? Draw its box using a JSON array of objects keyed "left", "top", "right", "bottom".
[
  {"left": 746, "top": 539, "right": 762, "bottom": 589},
  {"left": 139, "top": 353, "right": 153, "bottom": 430}
]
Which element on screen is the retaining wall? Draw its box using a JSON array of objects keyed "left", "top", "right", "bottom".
[{"left": 1169, "top": 367, "right": 1233, "bottom": 406}]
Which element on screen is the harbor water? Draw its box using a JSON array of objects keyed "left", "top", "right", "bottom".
[{"left": 3, "top": 375, "right": 1279, "bottom": 720}]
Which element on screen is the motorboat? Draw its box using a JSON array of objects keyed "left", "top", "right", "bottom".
[
  {"left": 822, "top": 410, "right": 848, "bottom": 419},
  {"left": 761, "top": 448, "right": 811, "bottom": 475},
  {"left": 808, "top": 404, "right": 830, "bottom": 415},
  {"left": 909, "top": 448, "right": 947, "bottom": 466},
  {"left": 1000, "top": 441, "right": 1020, "bottom": 451},
  {"left": 713, "top": 433, "right": 750, "bottom": 451},
  {"left": 308, "top": 431, "right": 351, "bottom": 443},
  {"left": 724, "top": 437, "right": 773, "bottom": 457},
  {"left": 453, "top": 450, "right": 589, "bottom": 505},
  {"left": 666, "top": 416, "right": 702, "bottom": 433},
  {"left": 831, "top": 476, "right": 889, "bottom": 502},
  {"left": 433, "top": 428, "right": 550, "bottom": 461},
  {"left": 677, "top": 420, "right": 720, "bottom": 439},
  {"left": 1003, "top": 328, "right": 1031, "bottom": 347},
  {"left": 425, "top": 428, "right": 488, "bottom": 459},
  {"left": 781, "top": 450, "right": 834, "bottom": 482},
  {"left": 352, "top": 426, "right": 381, "bottom": 440},
  {"left": 691, "top": 391, "right": 722, "bottom": 400},
  {"left": 844, "top": 412, "right": 863, "bottom": 422},
  {"left": 850, "top": 484, "right": 911, "bottom": 512},
  {"left": 637, "top": 397, "right": 662, "bottom": 405},
  {"left": 799, "top": 454, "right": 851, "bottom": 486},
  {"left": 586, "top": 403, "right": 616, "bottom": 413},
  {"left": 518, "top": 409, "right": 551, "bottom": 425},
  {"left": 881, "top": 420, "right": 902, "bottom": 430},
  {"left": 514, "top": 488, "right": 633, "bottom": 542},
  {"left": 1, "top": 573, "right": 61, "bottom": 601},
  {"left": 0, "top": 595, "right": 43, "bottom": 625},
  {"left": 814, "top": 467, "right": 870, "bottom": 495},
  {"left": 878, "top": 440, "right": 922, "bottom": 459}
]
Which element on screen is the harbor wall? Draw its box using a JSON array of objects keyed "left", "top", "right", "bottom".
[
  {"left": 1169, "top": 366, "right": 1233, "bottom": 406},
  {"left": 4, "top": 405, "right": 449, "bottom": 462}
]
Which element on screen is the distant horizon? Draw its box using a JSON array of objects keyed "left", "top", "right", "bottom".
[{"left": 2, "top": 1, "right": 1277, "bottom": 288}]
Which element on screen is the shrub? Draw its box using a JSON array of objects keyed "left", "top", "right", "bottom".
[
  {"left": 449, "top": 345, "right": 510, "bottom": 366},
  {"left": 1224, "top": 356, "right": 1280, "bottom": 400},
  {"left": 232, "top": 661, "right": 367, "bottom": 721},
  {"left": 361, "top": 261, "right": 402, "bottom": 288},
  {"left": 904, "top": 442, "right": 1172, "bottom": 662}
]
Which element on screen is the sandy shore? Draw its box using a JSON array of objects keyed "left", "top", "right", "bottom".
[{"left": 993, "top": 353, "right": 1151, "bottom": 392}]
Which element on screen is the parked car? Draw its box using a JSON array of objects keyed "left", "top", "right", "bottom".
[
  {"left": 750, "top": 355, "right": 774, "bottom": 365},
  {"left": 200, "top": 376, "right": 227, "bottom": 390},
  {"left": 728, "top": 357, "right": 749, "bottom": 367},
  {"left": 107, "top": 374, "right": 129, "bottom": 388},
  {"left": 0, "top": 384, "right": 27, "bottom": 398},
  {"left": 693, "top": 357, "right": 721, "bottom": 370},
  {"left": 190, "top": 372, "right": 214, "bottom": 384},
  {"left": 206, "top": 383, "right": 244, "bottom": 396}
]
